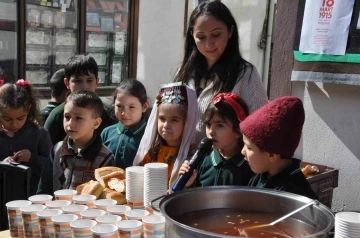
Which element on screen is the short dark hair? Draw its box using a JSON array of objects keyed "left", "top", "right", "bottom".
[
  {"left": 65, "top": 55, "right": 98, "bottom": 79},
  {"left": 50, "top": 69, "right": 67, "bottom": 97},
  {"left": 113, "top": 78, "right": 148, "bottom": 105},
  {"left": 65, "top": 90, "right": 103, "bottom": 118}
]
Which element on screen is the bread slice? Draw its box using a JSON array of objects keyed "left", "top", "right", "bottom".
[
  {"left": 108, "top": 178, "right": 126, "bottom": 193},
  {"left": 95, "top": 167, "right": 125, "bottom": 188},
  {"left": 100, "top": 188, "right": 127, "bottom": 205},
  {"left": 76, "top": 181, "right": 89, "bottom": 194},
  {"left": 81, "top": 180, "right": 104, "bottom": 198}
]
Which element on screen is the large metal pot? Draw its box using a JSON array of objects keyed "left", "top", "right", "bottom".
[{"left": 159, "top": 186, "right": 334, "bottom": 238}]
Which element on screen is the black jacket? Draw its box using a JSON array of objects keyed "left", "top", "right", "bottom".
[{"left": 248, "top": 158, "right": 318, "bottom": 200}]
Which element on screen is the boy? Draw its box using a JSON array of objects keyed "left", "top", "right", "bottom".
[
  {"left": 37, "top": 91, "right": 114, "bottom": 195},
  {"left": 44, "top": 55, "right": 116, "bottom": 144},
  {"left": 240, "top": 96, "right": 317, "bottom": 199},
  {"left": 40, "top": 69, "right": 69, "bottom": 124}
]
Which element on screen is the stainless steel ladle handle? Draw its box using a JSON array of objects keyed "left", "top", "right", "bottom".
[{"left": 269, "top": 200, "right": 319, "bottom": 226}]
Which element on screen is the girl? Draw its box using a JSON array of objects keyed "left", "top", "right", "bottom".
[
  {"left": 101, "top": 79, "right": 149, "bottom": 169},
  {"left": 179, "top": 93, "right": 254, "bottom": 188},
  {"left": 174, "top": 1, "right": 268, "bottom": 143},
  {"left": 0, "top": 80, "right": 52, "bottom": 195},
  {"left": 133, "top": 82, "right": 197, "bottom": 187}
]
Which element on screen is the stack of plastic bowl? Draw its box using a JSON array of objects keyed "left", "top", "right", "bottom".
[
  {"left": 335, "top": 212, "right": 360, "bottom": 238},
  {"left": 126, "top": 166, "right": 145, "bottom": 208},
  {"left": 143, "top": 163, "right": 168, "bottom": 212}
]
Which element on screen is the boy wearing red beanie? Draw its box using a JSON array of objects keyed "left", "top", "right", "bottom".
[{"left": 240, "top": 96, "right": 317, "bottom": 199}]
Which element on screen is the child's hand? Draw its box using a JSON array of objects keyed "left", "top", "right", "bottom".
[
  {"left": 3, "top": 156, "right": 16, "bottom": 163},
  {"left": 178, "top": 160, "right": 198, "bottom": 188},
  {"left": 13, "top": 150, "right": 31, "bottom": 162},
  {"left": 179, "top": 160, "right": 190, "bottom": 175}
]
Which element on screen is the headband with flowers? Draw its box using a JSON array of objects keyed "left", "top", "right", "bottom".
[
  {"left": 213, "top": 93, "right": 247, "bottom": 122},
  {"left": 156, "top": 82, "right": 187, "bottom": 106},
  {"left": 16, "top": 79, "right": 29, "bottom": 88}
]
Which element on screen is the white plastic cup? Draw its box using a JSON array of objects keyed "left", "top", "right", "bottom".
[
  {"left": 73, "top": 194, "right": 97, "bottom": 208},
  {"left": 94, "top": 199, "right": 117, "bottom": 211},
  {"left": 91, "top": 224, "right": 118, "bottom": 238},
  {"left": 125, "top": 209, "right": 150, "bottom": 221},
  {"left": 45, "top": 200, "right": 71, "bottom": 209},
  {"left": 28, "top": 194, "right": 53, "bottom": 205},
  {"left": 107, "top": 205, "right": 131, "bottom": 220},
  {"left": 63, "top": 204, "right": 88, "bottom": 217},
  {"left": 142, "top": 215, "right": 166, "bottom": 238},
  {"left": 52, "top": 214, "right": 78, "bottom": 237},
  {"left": 37, "top": 209, "right": 63, "bottom": 238},
  {"left": 20, "top": 204, "right": 46, "bottom": 237},
  {"left": 127, "top": 200, "right": 144, "bottom": 209},
  {"left": 71, "top": 219, "right": 97, "bottom": 238},
  {"left": 80, "top": 209, "right": 106, "bottom": 220},
  {"left": 96, "top": 214, "right": 122, "bottom": 225},
  {"left": 5, "top": 200, "right": 32, "bottom": 237},
  {"left": 116, "top": 220, "right": 142, "bottom": 238},
  {"left": 54, "top": 189, "right": 77, "bottom": 201}
]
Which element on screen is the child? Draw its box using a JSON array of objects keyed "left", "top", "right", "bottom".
[
  {"left": 0, "top": 80, "right": 52, "bottom": 195},
  {"left": 240, "top": 96, "right": 317, "bottom": 199},
  {"left": 37, "top": 91, "right": 114, "bottom": 195},
  {"left": 133, "top": 82, "right": 198, "bottom": 187},
  {"left": 179, "top": 93, "right": 254, "bottom": 188},
  {"left": 101, "top": 79, "right": 149, "bottom": 169},
  {"left": 44, "top": 55, "right": 116, "bottom": 144},
  {"left": 40, "top": 69, "right": 69, "bottom": 124}
]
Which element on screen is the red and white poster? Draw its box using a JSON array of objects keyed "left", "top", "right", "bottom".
[{"left": 299, "top": 0, "right": 355, "bottom": 55}]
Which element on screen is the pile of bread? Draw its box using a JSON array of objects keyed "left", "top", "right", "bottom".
[
  {"left": 76, "top": 167, "right": 127, "bottom": 205},
  {"left": 301, "top": 165, "right": 320, "bottom": 178}
]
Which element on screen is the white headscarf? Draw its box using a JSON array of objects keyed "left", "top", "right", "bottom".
[{"left": 133, "top": 82, "right": 198, "bottom": 187}]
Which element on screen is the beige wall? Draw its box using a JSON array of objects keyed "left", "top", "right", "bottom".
[{"left": 292, "top": 82, "right": 360, "bottom": 212}]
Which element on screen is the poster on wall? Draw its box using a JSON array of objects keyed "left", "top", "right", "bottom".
[
  {"left": 299, "top": 0, "right": 354, "bottom": 55},
  {"left": 292, "top": 0, "right": 360, "bottom": 86}
]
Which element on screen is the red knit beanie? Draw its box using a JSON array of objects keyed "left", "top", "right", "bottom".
[{"left": 240, "top": 96, "right": 305, "bottom": 157}]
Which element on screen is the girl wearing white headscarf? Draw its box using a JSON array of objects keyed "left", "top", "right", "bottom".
[{"left": 133, "top": 82, "right": 198, "bottom": 188}]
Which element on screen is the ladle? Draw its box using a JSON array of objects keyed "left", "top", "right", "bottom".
[{"left": 238, "top": 200, "right": 319, "bottom": 237}]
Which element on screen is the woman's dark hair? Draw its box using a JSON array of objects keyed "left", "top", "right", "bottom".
[
  {"left": 203, "top": 96, "right": 249, "bottom": 145},
  {"left": 174, "top": 1, "right": 252, "bottom": 95},
  {"left": 113, "top": 78, "right": 148, "bottom": 105},
  {"left": 0, "top": 82, "right": 41, "bottom": 125},
  {"left": 65, "top": 54, "right": 98, "bottom": 79},
  {"left": 65, "top": 90, "right": 103, "bottom": 118}
]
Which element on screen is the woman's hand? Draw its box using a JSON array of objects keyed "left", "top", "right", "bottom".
[
  {"left": 178, "top": 160, "right": 198, "bottom": 188},
  {"left": 13, "top": 150, "right": 31, "bottom": 162}
]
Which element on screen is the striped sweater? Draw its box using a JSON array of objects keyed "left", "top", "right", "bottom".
[
  {"left": 37, "top": 135, "right": 114, "bottom": 194},
  {"left": 188, "top": 64, "right": 268, "bottom": 143}
]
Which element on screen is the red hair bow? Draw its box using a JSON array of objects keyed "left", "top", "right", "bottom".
[
  {"left": 0, "top": 79, "right": 4, "bottom": 86},
  {"left": 213, "top": 93, "right": 247, "bottom": 122},
  {"left": 16, "top": 79, "right": 29, "bottom": 88},
  {"left": 213, "top": 93, "right": 240, "bottom": 104}
]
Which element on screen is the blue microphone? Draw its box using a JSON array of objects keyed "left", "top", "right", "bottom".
[{"left": 172, "top": 137, "right": 213, "bottom": 192}]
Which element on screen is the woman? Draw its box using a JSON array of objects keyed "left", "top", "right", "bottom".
[{"left": 175, "top": 1, "right": 268, "bottom": 142}]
